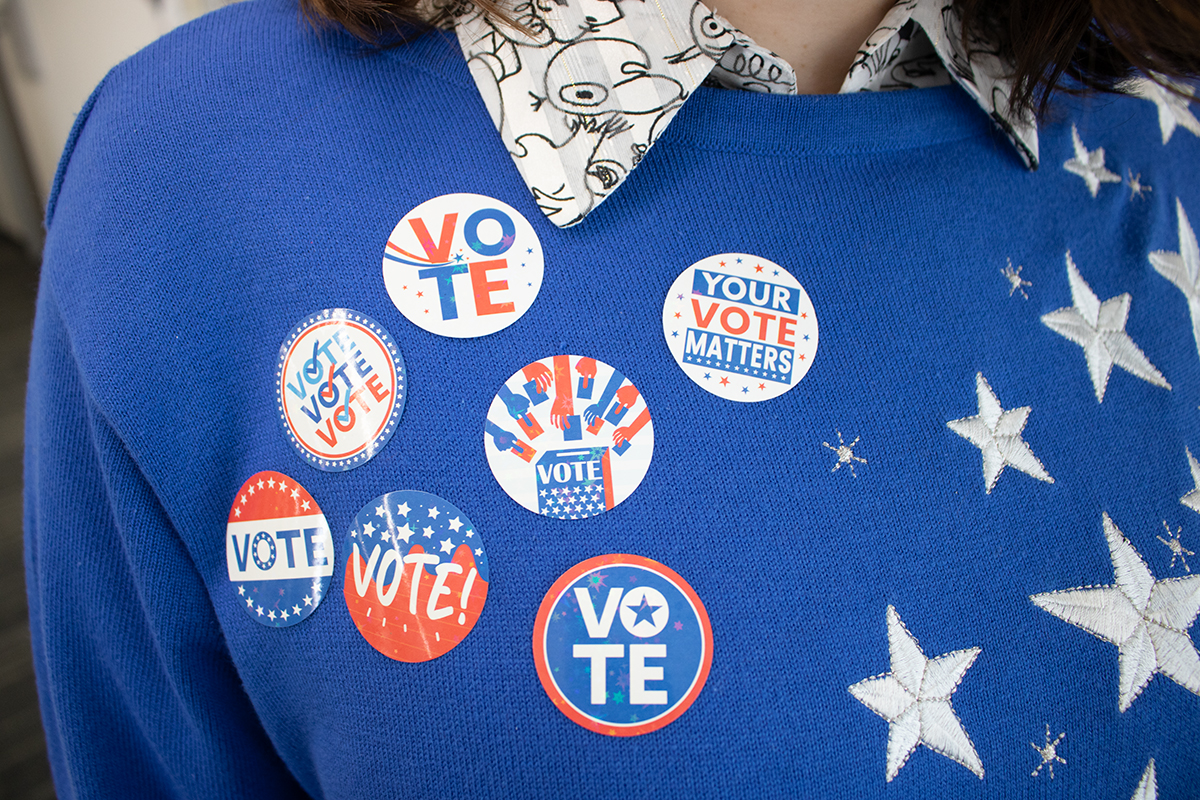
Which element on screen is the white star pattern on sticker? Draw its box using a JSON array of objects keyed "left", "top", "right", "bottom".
[
  {"left": 301, "top": 500, "right": 310, "bottom": 511},
  {"left": 475, "top": 548, "right": 482, "bottom": 556},
  {"left": 245, "top": 597, "right": 254, "bottom": 608},
  {"left": 423, "top": 526, "right": 434, "bottom": 538},
  {"left": 947, "top": 373, "right": 1054, "bottom": 494},
  {"left": 1132, "top": 76, "right": 1200, "bottom": 144},
  {"left": 1063, "top": 125, "right": 1121, "bottom": 197},
  {"left": 257, "top": 479, "right": 264, "bottom": 489},
  {"left": 278, "top": 480, "right": 288, "bottom": 493},
  {"left": 397, "top": 502, "right": 411, "bottom": 516},
  {"left": 1030, "top": 512, "right": 1200, "bottom": 711},
  {"left": 1149, "top": 199, "right": 1200, "bottom": 362},
  {"left": 291, "top": 489, "right": 299, "bottom": 499},
  {"left": 375, "top": 503, "right": 386, "bottom": 517},
  {"left": 256, "top": 606, "right": 264, "bottom": 616},
  {"left": 394, "top": 524, "right": 414, "bottom": 544},
  {"left": 280, "top": 609, "right": 289, "bottom": 621},
  {"left": 1041, "top": 252, "right": 1170, "bottom": 402},
  {"left": 448, "top": 517, "right": 463, "bottom": 532},
  {"left": 440, "top": 538, "right": 455, "bottom": 554},
  {"left": 363, "top": 522, "right": 376, "bottom": 538},
  {"left": 303, "top": 595, "right": 312, "bottom": 606},
  {"left": 237, "top": 585, "right": 244, "bottom": 596},
  {"left": 267, "top": 610, "right": 276, "bottom": 620},
  {"left": 1131, "top": 759, "right": 1157, "bottom": 800},
  {"left": 234, "top": 507, "right": 241, "bottom": 518},
  {"left": 428, "top": 506, "right": 440, "bottom": 519},
  {"left": 1181, "top": 448, "right": 1200, "bottom": 515},
  {"left": 848, "top": 606, "right": 984, "bottom": 782}
]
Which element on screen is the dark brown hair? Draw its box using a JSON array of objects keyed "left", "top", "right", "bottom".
[{"left": 299, "top": 0, "right": 1200, "bottom": 118}]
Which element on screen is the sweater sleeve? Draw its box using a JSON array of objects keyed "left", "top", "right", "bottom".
[{"left": 23, "top": 142, "right": 310, "bottom": 800}]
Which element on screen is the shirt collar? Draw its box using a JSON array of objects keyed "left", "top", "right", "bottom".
[{"left": 456, "top": 0, "right": 1038, "bottom": 227}]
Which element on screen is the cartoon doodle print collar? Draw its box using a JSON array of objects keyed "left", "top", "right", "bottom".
[{"left": 455, "top": 0, "right": 1038, "bottom": 228}]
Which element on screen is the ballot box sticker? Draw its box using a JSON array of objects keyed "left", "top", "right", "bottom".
[
  {"left": 277, "top": 309, "right": 406, "bottom": 472},
  {"left": 342, "top": 491, "right": 489, "bottom": 662},
  {"left": 383, "top": 193, "right": 544, "bottom": 338},
  {"left": 484, "top": 356, "right": 653, "bottom": 519},
  {"left": 226, "top": 471, "right": 335, "bottom": 628},
  {"left": 662, "top": 254, "right": 819, "bottom": 402},
  {"left": 532, "top": 554, "right": 713, "bottom": 737}
]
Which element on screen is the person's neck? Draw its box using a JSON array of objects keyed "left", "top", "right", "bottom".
[{"left": 713, "top": 0, "right": 899, "bottom": 94}]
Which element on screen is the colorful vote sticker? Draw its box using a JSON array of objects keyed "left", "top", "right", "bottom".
[
  {"left": 532, "top": 554, "right": 713, "bottom": 736},
  {"left": 226, "top": 471, "right": 335, "bottom": 628},
  {"left": 276, "top": 309, "right": 406, "bottom": 472},
  {"left": 342, "top": 491, "right": 490, "bottom": 662},
  {"left": 662, "top": 254, "right": 819, "bottom": 402},
  {"left": 484, "top": 356, "right": 654, "bottom": 519},
  {"left": 382, "top": 193, "right": 544, "bottom": 338}
]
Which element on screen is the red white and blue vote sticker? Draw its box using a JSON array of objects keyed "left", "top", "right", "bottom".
[
  {"left": 226, "top": 471, "right": 335, "bottom": 628},
  {"left": 532, "top": 554, "right": 713, "bottom": 736},
  {"left": 276, "top": 309, "right": 405, "bottom": 471},
  {"left": 382, "top": 193, "right": 544, "bottom": 338},
  {"left": 662, "top": 254, "right": 818, "bottom": 402},
  {"left": 484, "top": 356, "right": 654, "bottom": 519},
  {"left": 342, "top": 491, "right": 489, "bottom": 662}
]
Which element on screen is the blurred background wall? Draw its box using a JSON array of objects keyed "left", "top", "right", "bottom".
[{"left": 0, "top": 3, "right": 239, "bottom": 797}]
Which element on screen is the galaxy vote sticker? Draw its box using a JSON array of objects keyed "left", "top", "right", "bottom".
[
  {"left": 484, "top": 356, "right": 654, "bottom": 519},
  {"left": 663, "top": 254, "right": 818, "bottom": 402},
  {"left": 277, "top": 309, "right": 406, "bottom": 471},
  {"left": 533, "top": 554, "right": 713, "bottom": 737},
  {"left": 342, "top": 491, "right": 489, "bottom": 662},
  {"left": 382, "top": 193, "right": 544, "bottom": 338},
  {"left": 226, "top": 471, "right": 335, "bottom": 628}
]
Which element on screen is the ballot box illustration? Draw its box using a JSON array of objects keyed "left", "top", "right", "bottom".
[{"left": 536, "top": 448, "right": 615, "bottom": 519}]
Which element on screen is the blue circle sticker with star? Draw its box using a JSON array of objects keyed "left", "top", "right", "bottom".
[
  {"left": 276, "top": 308, "right": 406, "bottom": 471},
  {"left": 342, "top": 491, "right": 490, "bottom": 662},
  {"left": 662, "top": 253, "right": 818, "bottom": 402},
  {"left": 532, "top": 554, "right": 713, "bottom": 736}
]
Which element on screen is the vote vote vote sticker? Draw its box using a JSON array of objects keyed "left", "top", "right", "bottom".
[
  {"left": 226, "top": 471, "right": 335, "bottom": 628},
  {"left": 277, "top": 309, "right": 406, "bottom": 472},
  {"left": 533, "top": 555, "right": 713, "bottom": 736},
  {"left": 663, "top": 254, "right": 818, "bottom": 402},
  {"left": 484, "top": 356, "right": 654, "bottom": 519},
  {"left": 383, "top": 193, "right": 544, "bottom": 338},
  {"left": 342, "top": 491, "right": 489, "bottom": 661}
]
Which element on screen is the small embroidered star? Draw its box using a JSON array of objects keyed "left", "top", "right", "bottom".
[
  {"left": 823, "top": 430, "right": 867, "bottom": 477},
  {"left": 947, "top": 373, "right": 1053, "bottom": 493},
  {"left": 1157, "top": 520, "right": 1194, "bottom": 572},
  {"left": 1064, "top": 125, "right": 1120, "bottom": 197},
  {"left": 848, "top": 606, "right": 984, "bottom": 782},
  {"left": 1148, "top": 199, "right": 1200, "bottom": 362},
  {"left": 1030, "top": 513, "right": 1200, "bottom": 712},
  {"left": 1126, "top": 170, "right": 1151, "bottom": 200},
  {"left": 1132, "top": 76, "right": 1200, "bottom": 144},
  {"left": 1041, "top": 252, "right": 1170, "bottom": 402},
  {"left": 1002, "top": 258, "right": 1031, "bottom": 299},
  {"left": 1030, "top": 724, "right": 1066, "bottom": 779},
  {"left": 1181, "top": 448, "right": 1200, "bottom": 515}
]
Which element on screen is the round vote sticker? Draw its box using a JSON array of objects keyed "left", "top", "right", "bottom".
[
  {"left": 382, "top": 193, "right": 544, "bottom": 338},
  {"left": 225, "top": 471, "right": 335, "bottom": 628},
  {"left": 533, "top": 554, "right": 713, "bottom": 736},
  {"left": 484, "top": 356, "right": 654, "bottom": 519},
  {"left": 276, "top": 309, "right": 406, "bottom": 472},
  {"left": 662, "top": 253, "right": 819, "bottom": 402},
  {"left": 342, "top": 491, "right": 489, "bottom": 662}
]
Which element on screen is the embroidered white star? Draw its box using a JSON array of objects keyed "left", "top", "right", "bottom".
[
  {"left": 1149, "top": 199, "right": 1200, "bottom": 362},
  {"left": 1030, "top": 512, "right": 1200, "bottom": 712},
  {"left": 1132, "top": 759, "right": 1157, "bottom": 800},
  {"left": 823, "top": 430, "right": 867, "bottom": 477},
  {"left": 849, "top": 606, "right": 984, "bottom": 782},
  {"left": 1158, "top": 521, "right": 1194, "bottom": 573},
  {"left": 1041, "top": 252, "right": 1170, "bottom": 402},
  {"left": 1132, "top": 76, "right": 1200, "bottom": 144},
  {"left": 1002, "top": 258, "right": 1031, "bottom": 299},
  {"left": 1063, "top": 125, "right": 1120, "bottom": 197},
  {"left": 1126, "top": 170, "right": 1151, "bottom": 200},
  {"left": 947, "top": 373, "right": 1053, "bottom": 494},
  {"left": 1030, "top": 724, "right": 1066, "bottom": 779},
  {"left": 1181, "top": 449, "right": 1200, "bottom": 515}
]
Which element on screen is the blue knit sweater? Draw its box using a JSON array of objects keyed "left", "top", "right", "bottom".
[{"left": 24, "top": 0, "right": 1200, "bottom": 796}]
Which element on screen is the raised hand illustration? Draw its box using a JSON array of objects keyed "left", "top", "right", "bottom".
[
  {"left": 613, "top": 407, "right": 651, "bottom": 455},
  {"left": 584, "top": 367, "right": 626, "bottom": 432},
  {"left": 550, "top": 355, "right": 577, "bottom": 435},
  {"left": 497, "top": 384, "right": 531, "bottom": 420},
  {"left": 575, "top": 356, "right": 597, "bottom": 398},
  {"left": 522, "top": 361, "right": 553, "bottom": 402}
]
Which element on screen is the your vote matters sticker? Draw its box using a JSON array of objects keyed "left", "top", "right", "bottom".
[
  {"left": 533, "top": 555, "right": 713, "bottom": 736},
  {"left": 277, "top": 309, "right": 406, "bottom": 471},
  {"left": 663, "top": 254, "right": 818, "bottom": 402},
  {"left": 343, "top": 491, "right": 489, "bottom": 662},
  {"left": 226, "top": 471, "right": 335, "bottom": 627},
  {"left": 484, "top": 356, "right": 653, "bottom": 520},
  {"left": 383, "top": 193, "right": 544, "bottom": 338}
]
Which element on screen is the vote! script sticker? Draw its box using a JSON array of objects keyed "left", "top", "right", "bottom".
[
  {"left": 343, "top": 491, "right": 489, "bottom": 662},
  {"left": 226, "top": 471, "right": 335, "bottom": 628},
  {"left": 383, "top": 193, "right": 544, "bottom": 338},
  {"left": 533, "top": 554, "right": 713, "bottom": 736},
  {"left": 663, "top": 254, "right": 818, "bottom": 402},
  {"left": 484, "top": 356, "right": 653, "bottom": 519},
  {"left": 277, "top": 309, "right": 406, "bottom": 472}
]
